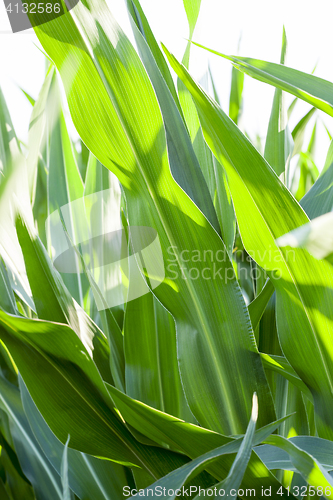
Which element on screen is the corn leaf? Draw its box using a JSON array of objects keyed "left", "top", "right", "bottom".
[
  {"left": 164, "top": 46, "right": 333, "bottom": 439},
  {"left": 276, "top": 212, "right": 333, "bottom": 264},
  {"left": 0, "top": 375, "right": 63, "bottom": 500},
  {"left": 193, "top": 394, "right": 258, "bottom": 499},
  {"left": 0, "top": 310, "right": 187, "bottom": 478},
  {"left": 191, "top": 42, "right": 333, "bottom": 117},
  {"left": 255, "top": 436, "right": 333, "bottom": 471},
  {"left": 19, "top": 377, "right": 130, "bottom": 500},
  {"left": 263, "top": 435, "right": 333, "bottom": 490},
  {"left": 32, "top": 0, "right": 275, "bottom": 435},
  {"left": 264, "top": 27, "right": 293, "bottom": 177}
]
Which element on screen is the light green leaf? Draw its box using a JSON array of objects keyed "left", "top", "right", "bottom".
[
  {"left": 229, "top": 64, "right": 244, "bottom": 125},
  {"left": 0, "top": 87, "right": 34, "bottom": 310},
  {"left": 260, "top": 353, "right": 312, "bottom": 401},
  {"left": 291, "top": 107, "right": 316, "bottom": 157},
  {"left": 263, "top": 435, "right": 333, "bottom": 490},
  {"left": 124, "top": 286, "right": 195, "bottom": 422},
  {"left": 106, "top": 382, "right": 295, "bottom": 499},
  {"left": 0, "top": 311, "right": 186, "bottom": 478},
  {"left": 183, "top": 0, "right": 201, "bottom": 39},
  {"left": 301, "top": 161, "right": 333, "bottom": 219},
  {"left": 126, "top": 12, "right": 220, "bottom": 233},
  {"left": 32, "top": 0, "right": 275, "bottom": 435},
  {"left": 164, "top": 46, "right": 333, "bottom": 439},
  {"left": 45, "top": 72, "right": 85, "bottom": 305},
  {"left": 191, "top": 42, "right": 333, "bottom": 116}
]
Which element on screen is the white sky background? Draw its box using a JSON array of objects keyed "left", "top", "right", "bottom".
[{"left": 0, "top": 0, "right": 332, "bottom": 168}]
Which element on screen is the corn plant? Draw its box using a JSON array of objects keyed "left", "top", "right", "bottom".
[{"left": 0, "top": 0, "right": 333, "bottom": 499}]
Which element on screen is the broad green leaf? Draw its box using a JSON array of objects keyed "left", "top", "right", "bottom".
[
  {"left": 191, "top": 42, "right": 333, "bottom": 117},
  {"left": 0, "top": 311, "right": 187, "bottom": 478},
  {"left": 276, "top": 212, "right": 333, "bottom": 264},
  {"left": 20, "top": 377, "right": 130, "bottom": 500},
  {"left": 124, "top": 285, "right": 195, "bottom": 421},
  {"left": 178, "top": 0, "right": 232, "bottom": 245},
  {"left": 125, "top": 12, "right": 220, "bottom": 233},
  {"left": 274, "top": 376, "right": 309, "bottom": 439},
  {"left": 229, "top": 65, "right": 244, "bottom": 125},
  {"left": 32, "top": 0, "right": 275, "bottom": 435},
  {"left": 0, "top": 479, "right": 11, "bottom": 500},
  {"left": 264, "top": 27, "right": 293, "bottom": 177},
  {"left": 0, "top": 444, "right": 35, "bottom": 500},
  {"left": 164, "top": 46, "right": 333, "bottom": 439},
  {"left": 193, "top": 394, "right": 258, "bottom": 499},
  {"left": 19, "top": 87, "right": 36, "bottom": 106},
  {"left": 15, "top": 216, "right": 72, "bottom": 325},
  {"left": 0, "top": 375, "right": 63, "bottom": 500},
  {"left": 255, "top": 436, "right": 333, "bottom": 471},
  {"left": 183, "top": 0, "right": 201, "bottom": 39},
  {"left": 184, "top": 6, "right": 236, "bottom": 253},
  {"left": 263, "top": 435, "right": 333, "bottom": 490},
  {"left": 106, "top": 383, "right": 295, "bottom": 498},
  {"left": 133, "top": 395, "right": 257, "bottom": 500}
]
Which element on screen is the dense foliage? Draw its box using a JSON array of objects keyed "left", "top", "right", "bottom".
[{"left": 0, "top": 0, "right": 333, "bottom": 498}]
